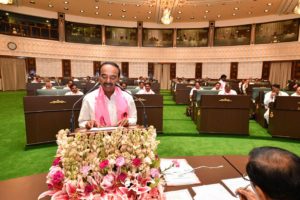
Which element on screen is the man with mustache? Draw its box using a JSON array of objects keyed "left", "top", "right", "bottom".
[{"left": 78, "top": 62, "right": 137, "bottom": 129}]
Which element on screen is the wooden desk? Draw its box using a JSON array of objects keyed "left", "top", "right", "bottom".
[
  {"left": 23, "top": 96, "right": 82, "bottom": 146},
  {"left": 198, "top": 95, "right": 251, "bottom": 135},
  {"left": 0, "top": 155, "right": 245, "bottom": 200},
  {"left": 134, "top": 94, "right": 163, "bottom": 133},
  {"left": 174, "top": 84, "right": 193, "bottom": 104},
  {"left": 223, "top": 155, "right": 248, "bottom": 175},
  {"left": 269, "top": 96, "right": 300, "bottom": 139}
]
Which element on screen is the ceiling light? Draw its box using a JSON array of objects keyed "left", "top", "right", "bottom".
[
  {"left": 217, "top": 14, "right": 221, "bottom": 18},
  {"left": 203, "top": 15, "right": 207, "bottom": 19},
  {"left": 95, "top": 6, "right": 99, "bottom": 9},
  {"left": 48, "top": 4, "right": 53, "bottom": 8},
  {"left": 248, "top": 11, "right": 252, "bottom": 14},
  {"left": 64, "top": 7, "right": 69, "bottom": 10},
  {"left": 176, "top": 16, "right": 180, "bottom": 19},
  {"left": 108, "top": 13, "right": 112, "bottom": 16},
  {"left": 205, "top": 10, "right": 209, "bottom": 13},
  {"left": 147, "top": 16, "right": 151, "bottom": 19},
  {"left": 190, "top": 16, "right": 195, "bottom": 19},
  {"left": 133, "top": 16, "right": 137, "bottom": 19},
  {"left": 122, "top": 9, "right": 126, "bottom": 12},
  {"left": 0, "top": 0, "right": 13, "bottom": 4},
  {"left": 294, "top": 4, "right": 300, "bottom": 14},
  {"left": 122, "top": 15, "right": 125, "bottom": 18},
  {"left": 234, "top": 7, "right": 239, "bottom": 10},
  {"left": 80, "top": 10, "right": 84, "bottom": 13},
  {"left": 267, "top": 3, "right": 272, "bottom": 6},
  {"left": 148, "top": 11, "right": 152, "bottom": 14},
  {"left": 122, "top": 3, "right": 126, "bottom": 6},
  {"left": 161, "top": 8, "right": 173, "bottom": 24},
  {"left": 264, "top": 9, "right": 269, "bottom": 12},
  {"left": 149, "top": 5, "right": 153, "bottom": 7},
  {"left": 136, "top": 4, "right": 140, "bottom": 7},
  {"left": 64, "top": 1, "right": 68, "bottom": 4},
  {"left": 232, "top": 13, "right": 236, "bottom": 16},
  {"left": 178, "top": 11, "right": 182, "bottom": 14},
  {"left": 95, "top": 12, "right": 99, "bottom": 15}
]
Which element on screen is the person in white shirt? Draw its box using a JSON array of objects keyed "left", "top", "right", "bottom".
[
  {"left": 65, "top": 84, "right": 83, "bottom": 96},
  {"left": 42, "top": 81, "right": 56, "bottom": 90},
  {"left": 218, "top": 74, "right": 227, "bottom": 90},
  {"left": 63, "top": 80, "right": 73, "bottom": 90},
  {"left": 137, "top": 82, "right": 155, "bottom": 94},
  {"left": 78, "top": 62, "right": 137, "bottom": 129},
  {"left": 291, "top": 86, "right": 300, "bottom": 97},
  {"left": 218, "top": 84, "right": 237, "bottom": 95},
  {"left": 135, "top": 81, "right": 145, "bottom": 91},
  {"left": 264, "top": 84, "right": 288, "bottom": 124},
  {"left": 120, "top": 82, "right": 131, "bottom": 94},
  {"left": 189, "top": 81, "right": 203, "bottom": 100},
  {"left": 211, "top": 82, "right": 221, "bottom": 91}
]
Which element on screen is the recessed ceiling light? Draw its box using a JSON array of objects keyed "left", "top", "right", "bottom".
[
  {"left": 122, "top": 9, "right": 126, "bottom": 12},
  {"left": 178, "top": 11, "right": 182, "bottom": 14},
  {"left": 232, "top": 13, "right": 236, "bottom": 16},
  {"left": 217, "top": 14, "right": 221, "bottom": 18},
  {"left": 95, "top": 6, "right": 99, "bottom": 9},
  {"left": 234, "top": 7, "right": 239, "bottom": 10},
  {"left": 5, "top": 12, "right": 9, "bottom": 16},
  {"left": 48, "top": 4, "right": 53, "bottom": 8},
  {"left": 267, "top": 3, "right": 272, "bottom": 6},
  {"left": 133, "top": 16, "right": 137, "bottom": 19},
  {"left": 46, "top": 20, "right": 49, "bottom": 23},
  {"left": 248, "top": 11, "right": 252, "bottom": 14},
  {"left": 203, "top": 15, "right": 207, "bottom": 19},
  {"left": 108, "top": 13, "right": 112, "bottom": 16},
  {"left": 176, "top": 16, "right": 180, "bottom": 19},
  {"left": 149, "top": 5, "right": 153, "bottom": 7},
  {"left": 80, "top": 10, "right": 84, "bottom": 13},
  {"left": 30, "top": 0, "right": 35, "bottom": 4},
  {"left": 121, "top": 15, "right": 125, "bottom": 18},
  {"left": 64, "top": 7, "right": 69, "bottom": 10},
  {"left": 64, "top": 1, "right": 69, "bottom": 4},
  {"left": 148, "top": 11, "right": 152, "bottom": 14},
  {"left": 147, "top": 16, "right": 151, "bottom": 19},
  {"left": 190, "top": 16, "right": 195, "bottom": 19},
  {"left": 264, "top": 9, "right": 269, "bottom": 12},
  {"left": 205, "top": 10, "right": 209, "bottom": 13},
  {"left": 95, "top": 12, "right": 99, "bottom": 15},
  {"left": 136, "top": 4, "right": 140, "bottom": 7},
  {"left": 122, "top": 3, "right": 126, "bottom": 6}
]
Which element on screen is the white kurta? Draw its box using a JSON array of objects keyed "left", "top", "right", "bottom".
[
  {"left": 218, "top": 90, "right": 237, "bottom": 95},
  {"left": 78, "top": 88, "right": 137, "bottom": 128},
  {"left": 291, "top": 93, "right": 300, "bottom": 97},
  {"left": 136, "top": 89, "right": 155, "bottom": 94},
  {"left": 65, "top": 91, "right": 84, "bottom": 95},
  {"left": 189, "top": 87, "right": 203, "bottom": 96}
]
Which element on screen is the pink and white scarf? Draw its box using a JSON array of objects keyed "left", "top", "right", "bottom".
[{"left": 95, "top": 86, "right": 129, "bottom": 126}]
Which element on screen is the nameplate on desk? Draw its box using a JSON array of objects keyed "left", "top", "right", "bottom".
[
  {"left": 218, "top": 98, "right": 232, "bottom": 102},
  {"left": 134, "top": 97, "right": 146, "bottom": 102},
  {"left": 49, "top": 99, "right": 66, "bottom": 104},
  {"left": 90, "top": 127, "right": 118, "bottom": 132}
]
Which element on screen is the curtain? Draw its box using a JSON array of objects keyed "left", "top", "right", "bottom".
[
  {"left": 154, "top": 64, "right": 171, "bottom": 90},
  {"left": 0, "top": 57, "right": 26, "bottom": 91},
  {"left": 154, "top": 63, "right": 162, "bottom": 85},
  {"left": 269, "top": 62, "right": 292, "bottom": 89}
]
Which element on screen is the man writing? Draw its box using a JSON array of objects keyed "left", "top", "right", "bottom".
[{"left": 78, "top": 62, "right": 137, "bottom": 129}]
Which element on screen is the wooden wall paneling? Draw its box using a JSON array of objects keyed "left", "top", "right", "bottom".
[
  {"left": 262, "top": 61, "right": 271, "bottom": 80},
  {"left": 93, "top": 61, "right": 101, "bottom": 76},
  {"left": 148, "top": 63, "right": 154, "bottom": 78},
  {"left": 121, "top": 62, "right": 129, "bottom": 78},
  {"left": 62, "top": 59, "right": 71, "bottom": 77},
  {"left": 195, "top": 63, "right": 202, "bottom": 79},
  {"left": 230, "top": 62, "right": 238, "bottom": 79},
  {"left": 170, "top": 63, "right": 176, "bottom": 79},
  {"left": 291, "top": 60, "right": 300, "bottom": 80}
]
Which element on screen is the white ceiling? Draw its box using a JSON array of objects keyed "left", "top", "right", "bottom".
[{"left": 5, "top": 0, "right": 300, "bottom": 24}]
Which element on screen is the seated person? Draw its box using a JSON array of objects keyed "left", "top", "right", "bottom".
[
  {"left": 31, "top": 75, "right": 43, "bottom": 83},
  {"left": 86, "top": 76, "right": 95, "bottom": 83},
  {"left": 211, "top": 82, "right": 221, "bottom": 91},
  {"left": 218, "top": 74, "right": 227, "bottom": 90},
  {"left": 218, "top": 84, "right": 237, "bottom": 95},
  {"left": 135, "top": 81, "right": 145, "bottom": 91},
  {"left": 189, "top": 81, "right": 203, "bottom": 100},
  {"left": 63, "top": 80, "right": 73, "bottom": 90},
  {"left": 264, "top": 84, "right": 288, "bottom": 124},
  {"left": 65, "top": 84, "right": 83, "bottom": 95},
  {"left": 291, "top": 86, "right": 300, "bottom": 97},
  {"left": 42, "top": 81, "right": 56, "bottom": 90},
  {"left": 236, "top": 146, "right": 300, "bottom": 200},
  {"left": 120, "top": 82, "right": 131, "bottom": 94},
  {"left": 137, "top": 82, "right": 155, "bottom": 94}
]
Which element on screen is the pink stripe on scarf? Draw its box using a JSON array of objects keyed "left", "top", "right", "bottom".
[{"left": 95, "top": 86, "right": 129, "bottom": 126}]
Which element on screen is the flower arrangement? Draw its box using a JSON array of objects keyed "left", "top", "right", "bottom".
[{"left": 39, "top": 126, "right": 166, "bottom": 200}]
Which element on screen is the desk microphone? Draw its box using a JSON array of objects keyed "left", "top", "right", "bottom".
[
  {"left": 70, "top": 82, "right": 100, "bottom": 132},
  {"left": 115, "top": 83, "right": 148, "bottom": 128}
]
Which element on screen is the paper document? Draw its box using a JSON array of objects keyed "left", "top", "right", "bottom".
[
  {"left": 90, "top": 127, "right": 118, "bottom": 132},
  {"left": 160, "top": 159, "right": 200, "bottom": 186},
  {"left": 221, "top": 177, "right": 253, "bottom": 195},
  {"left": 193, "top": 183, "right": 238, "bottom": 200},
  {"left": 164, "top": 189, "right": 193, "bottom": 200}
]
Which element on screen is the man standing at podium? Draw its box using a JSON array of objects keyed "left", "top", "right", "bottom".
[{"left": 78, "top": 62, "right": 137, "bottom": 129}]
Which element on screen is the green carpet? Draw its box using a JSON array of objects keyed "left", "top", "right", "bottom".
[{"left": 0, "top": 90, "right": 299, "bottom": 181}]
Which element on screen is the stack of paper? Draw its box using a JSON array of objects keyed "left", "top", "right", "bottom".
[
  {"left": 193, "top": 183, "right": 238, "bottom": 200},
  {"left": 221, "top": 177, "right": 253, "bottom": 195},
  {"left": 164, "top": 189, "right": 193, "bottom": 200},
  {"left": 160, "top": 159, "right": 201, "bottom": 186}
]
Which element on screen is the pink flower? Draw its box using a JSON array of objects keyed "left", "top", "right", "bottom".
[
  {"left": 132, "top": 158, "right": 142, "bottom": 167},
  {"left": 150, "top": 168, "right": 160, "bottom": 178},
  {"left": 172, "top": 160, "right": 180, "bottom": 167},
  {"left": 80, "top": 165, "right": 90, "bottom": 177},
  {"left": 100, "top": 174, "right": 115, "bottom": 190},
  {"left": 52, "top": 157, "right": 61, "bottom": 166},
  {"left": 116, "top": 156, "right": 125, "bottom": 167},
  {"left": 117, "top": 172, "right": 127, "bottom": 182},
  {"left": 84, "top": 184, "right": 94, "bottom": 194},
  {"left": 51, "top": 170, "right": 64, "bottom": 186},
  {"left": 99, "top": 160, "right": 109, "bottom": 169}
]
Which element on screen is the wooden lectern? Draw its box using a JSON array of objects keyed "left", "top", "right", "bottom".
[{"left": 198, "top": 95, "right": 251, "bottom": 135}]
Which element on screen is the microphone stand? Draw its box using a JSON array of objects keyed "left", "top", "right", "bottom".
[
  {"left": 116, "top": 84, "right": 148, "bottom": 128},
  {"left": 70, "top": 82, "right": 100, "bottom": 133}
]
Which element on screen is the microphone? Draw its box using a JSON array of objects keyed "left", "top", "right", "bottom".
[
  {"left": 70, "top": 82, "right": 100, "bottom": 132},
  {"left": 115, "top": 83, "right": 148, "bottom": 128}
]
